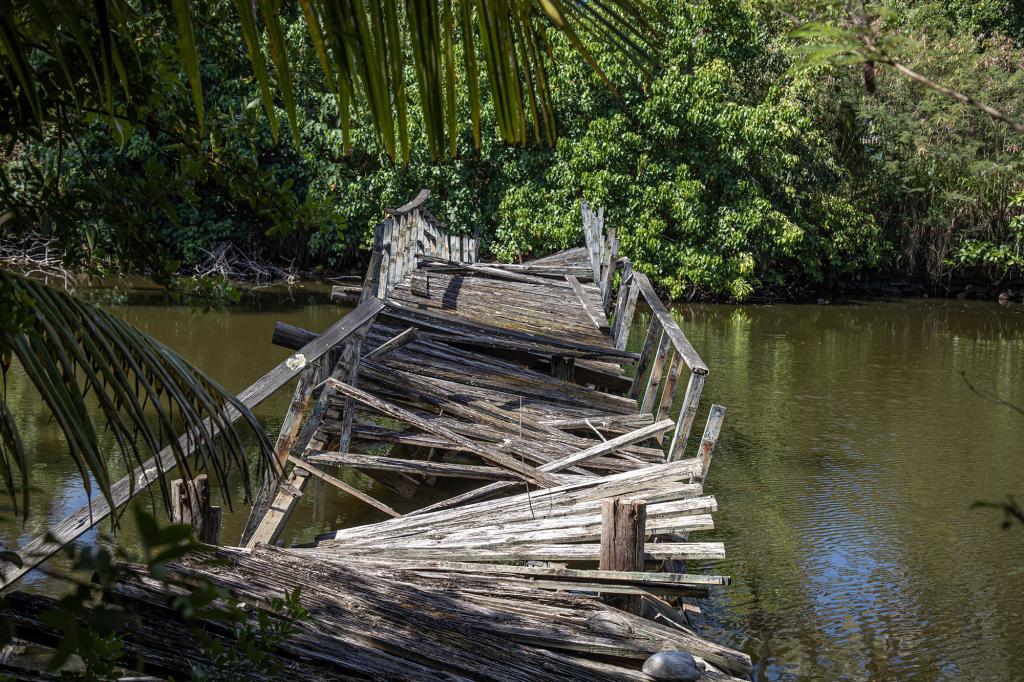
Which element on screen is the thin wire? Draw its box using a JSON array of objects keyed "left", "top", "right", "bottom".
[{"left": 516, "top": 395, "right": 540, "bottom": 518}]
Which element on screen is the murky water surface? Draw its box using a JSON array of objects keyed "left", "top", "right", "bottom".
[{"left": 3, "top": 286, "right": 1023, "bottom": 681}]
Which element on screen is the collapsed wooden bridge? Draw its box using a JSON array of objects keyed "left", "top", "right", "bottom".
[{"left": 1, "top": 191, "right": 750, "bottom": 680}]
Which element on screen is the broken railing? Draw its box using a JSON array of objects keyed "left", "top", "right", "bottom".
[{"left": 582, "top": 202, "right": 710, "bottom": 462}]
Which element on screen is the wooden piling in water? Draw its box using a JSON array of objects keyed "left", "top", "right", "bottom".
[
  {"left": 170, "top": 475, "right": 221, "bottom": 545},
  {"left": 600, "top": 497, "right": 647, "bottom": 614}
]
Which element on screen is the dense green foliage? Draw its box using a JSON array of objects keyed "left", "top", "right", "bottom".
[{"left": 2, "top": 0, "right": 1023, "bottom": 299}]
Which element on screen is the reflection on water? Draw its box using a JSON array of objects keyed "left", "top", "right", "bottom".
[
  {"left": 3, "top": 288, "right": 1023, "bottom": 681},
  {"left": 647, "top": 300, "right": 1024, "bottom": 681}
]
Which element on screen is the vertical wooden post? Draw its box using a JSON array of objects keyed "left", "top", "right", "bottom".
[
  {"left": 611, "top": 262, "right": 632, "bottom": 342},
  {"left": 550, "top": 355, "right": 575, "bottom": 381},
  {"left": 614, "top": 275, "right": 640, "bottom": 352},
  {"left": 640, "top": 332, "right": 671, "bottom": 415},
  {"left": 694, "top": 404, "right": 726, "bottom": 482},
  {"left": 600, "top": 498, "right": 647, "bottom": 614},
  {"left": 654, "top": 350, "right": 683, "bottom": 444},
  {"left": 171, "top": 475, "right": 221, "bottom": 545},
  {"left": 601, "top": 230, "right": 619, "bottom": 313},
  {"left": 628, "top": 317, "right": 660, "bottom": 401},
  {"left": 667, "top": 372, "right": 707, "bottom": 462}
]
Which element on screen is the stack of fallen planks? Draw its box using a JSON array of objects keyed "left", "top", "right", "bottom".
[
  {"left": 313, "top": 458, "right": 723, "bottom": 568},
  {"left": 4, "top": 544, "right": 750, "bottom": 681}
]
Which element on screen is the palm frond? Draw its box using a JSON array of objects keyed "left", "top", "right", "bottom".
[
  {"left": 0, "top": 0, "right": 658, "bottom": 159},
  {"left": 0, "top": 271, "right": 273, "bottom": 520}
]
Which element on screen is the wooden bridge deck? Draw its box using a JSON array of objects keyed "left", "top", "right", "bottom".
[{"left": 0, "top": 190, "right": 750, "bottom": 680}]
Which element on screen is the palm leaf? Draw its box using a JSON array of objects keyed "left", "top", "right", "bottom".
[
  {"left": 0, "top": 271, "right": 273, "bottom": 521},
  {"left": 1, "top": 0, "right": 657, "bottom": 158}
]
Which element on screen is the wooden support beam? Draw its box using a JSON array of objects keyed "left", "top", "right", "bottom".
[
  {"left": 600, "top": 230, "right": 619, "bottom": 313},
  {"left": 564, "top": 274, "right": 610, "bottom": 332},
  {"left": 628, "top": 316, "right": 660, "bottom": 401},
  {"left": 170, "top": 475, "right": 221, "bottom": 546},
  {"left": 654, "top": 350, "right": 684, "bottom": 444},
  {"left": 247, "top": 313, "right": 379, "bottom": 548},
  {"left": 240, "top": 363, "right": 318, "bottom": 545},
  {"left": 312, "top": 541, "right": 724, "bottom": 563},
  {"left": 403, "top": 419, "right": 676, "bottom": 513},
  {"left": 632, "top": 272, "right": 708, "bottom": 375},
  {"left": 0, "top": 298, "right": 384, "bottom": 591},
  {"left": 550, "top": 354, "right": 575, "bottom": 381},
  {"left": 383, "top": 300, "right": 639, "bottom": 362},
  {"left": 614, "top": 271, "right": 640, "bottom": 351},
  {"left": 600, "top": 498, "right": 647, "bottom": 614}
]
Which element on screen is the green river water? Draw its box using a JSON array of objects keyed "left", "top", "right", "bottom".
[{"left": 2, "top": 284, "right": 1023, "bottom": 681}]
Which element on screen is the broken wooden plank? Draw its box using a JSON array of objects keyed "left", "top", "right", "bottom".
[
  {"left": 565, "top": 274, "right": 611, "bottom": 332},
  {"left": 308, "top": 541, "right": 725, "bottom": 563},
  {"left": 308, "top": 451, "right": 523, "bottom": 481}
]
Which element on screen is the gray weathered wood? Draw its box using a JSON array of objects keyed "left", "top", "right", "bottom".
[
  {"left": 326, "top": 378, "right": 563, "bottom": 488},
  {"left": 240, "top": 363, "right": 318, "bottom": 545},
  {"left": 308, "top": 451, "right": 522, "bottom": 481},
  {"left": 287, "top": 455, "right": 400, "bottom": 518}
]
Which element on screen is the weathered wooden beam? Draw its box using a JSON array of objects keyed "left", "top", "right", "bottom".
[
  {"left": 402, "top": 419, "right": 676, "bottom": 513},
  {"left": 628, "top": 317, "right": 660, "bottom": 400},
  {"left": 640, "top": 331, "right": 670, "bottom": 415},
  {"left": 564, "top": 274, "right": 610, "bottom": 332},
  {"left": 600, "top": 230, "right": 619, "bottom": 313},
  {"left": 311, "top": 541, "right": 725, "bottom": 563},
  {"left": 550, "top": 354, "right": 576, "bottom": 381},
  {"left": 614, "top": 271, "right": 640, "bottom": 351},
  {"left": 654, "top": 350, "right": 684, "bottom": 444},
  {"left": 0, "top": 298, "right": 384, "bottom": 591},
  {"left": 240, "top": 363, "right": 318, "bottom": 545},
  {"left": 383, "top": 300, "right": 639, "bottom": 362}
]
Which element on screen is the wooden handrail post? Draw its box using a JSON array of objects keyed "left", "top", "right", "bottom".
[
  {"left": 667, "top": 371, "right": 706, "bottom": 462},
  {"left": 600, "top": 498, "right": 647, "bottom": 614},
  {"left": 628, "top": 316, "right": 659, "bottom": 400}
]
